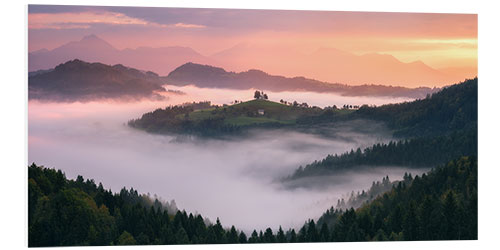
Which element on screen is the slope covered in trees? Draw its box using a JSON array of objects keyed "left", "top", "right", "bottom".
[
  {"left": 28, "top": 59, "right": 180, "bottom": 102},
  {"left": 315, "top": 156, "right": 477, "bottom": 241},
  {"left": 288, "top": 128, "right": 476, "bottom": 179},
  {"left": 354, "top": 77, "right": 477, "bottom": 138},
  {"left": 28, "top": 163, "right": 236, "bottom": 246},
  {"left": 287, "top": 78, "right": 477, "bottom": 180},
  {"left": 28, "top": 156, "right": 476, "bottom": 245}
]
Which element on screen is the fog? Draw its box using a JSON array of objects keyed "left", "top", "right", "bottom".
[{"left": 28, "top": 85, "right": 426, "bottom": 233}]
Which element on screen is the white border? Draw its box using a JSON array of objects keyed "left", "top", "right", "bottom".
[{"left": 1, "top": 1, "right": 497, "bottom": 250}]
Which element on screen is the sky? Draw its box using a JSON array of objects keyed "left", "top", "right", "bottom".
[{"left": 28, "top": 5, "right": 477, "bottom": 84}]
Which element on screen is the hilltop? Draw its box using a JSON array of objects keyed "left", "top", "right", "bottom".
[
  {"left": 29, "top": 59, "right": 180, "bottom": 102},
  {"left": 128, "top": 97, "right": 356, "bottom": 137}
]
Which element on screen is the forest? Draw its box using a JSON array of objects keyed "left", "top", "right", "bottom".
[
  {"left": 28, "top": 156, "right": 476, "bottom": 246},
  {"left": 287, "top": 78, "right": 477, "bottom": 179},
  {"left": 129, "top": 78, "right": 476, "bottom": 140},
  {"left": 288, "top": 128, "right": 477, "bottom": 179}
]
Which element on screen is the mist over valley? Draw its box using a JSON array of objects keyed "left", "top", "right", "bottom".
[{"left": 28, "top": 86, "right": 428, "bottom": 232}]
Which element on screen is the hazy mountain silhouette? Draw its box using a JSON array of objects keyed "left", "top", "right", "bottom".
[
  {"left": 211, "top": 44, "right": 469, "bottom": 88},
  {"left": 28, "top": 35, "right": 212, "bottom": 75},
  {"left": 29, "top": 59, "right": 174, "bottom": 102},
  {"left": 29, "top": 35, "right": 474, "bottom": 88},
  {"left": 166, "top": 62, "right": 440, "bottom": 99}
]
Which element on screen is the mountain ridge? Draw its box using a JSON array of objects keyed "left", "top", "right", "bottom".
[
  {"left": 166, "top": 62, "right": 441, "bottom": 99},
  {"left": 29, "top": 35, "right": 475, "bottom": 87},
  {"left": 28, "top": 59, "right": 175, "bottom": 102}
]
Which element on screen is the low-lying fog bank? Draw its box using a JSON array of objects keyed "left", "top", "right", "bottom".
[
  {"left": 165, "top": 85, "right": 413, "bottom": 108},
  {"left": 28, "top": 85, "right": 424, "bottom": 233}
]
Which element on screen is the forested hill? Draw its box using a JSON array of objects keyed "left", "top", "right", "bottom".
[
  {"left": 286, "top": 78, "right": 477, "bottom": 180},
  {"left": 128, "top": 99, "right": 334, "bottom": 137},
  {"left": 166, "top": 62, "right": 439, "bottom": 98},
  {"left": 315, "top": 156, "right": 477, "bottom": 241},
  {"left": 28, "top": 157, "right": 476, "bottom": 246},
  {"left": 289, "top": 128, "right": 477, "bottom": 179},
  {"left": 354, "top": 77, "right": 477, "bottom": 138},
  {"left": 28, "top": 59, "right": 177, "bottom": 102}
]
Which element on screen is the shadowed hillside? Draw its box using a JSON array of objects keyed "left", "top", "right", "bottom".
[{"left": 28, "top": 59, "right": 179, "bottom": 102}]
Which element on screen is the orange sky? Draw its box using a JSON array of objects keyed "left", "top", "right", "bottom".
[{"left": 28, "top": 6, "right": 477, "bottom": 87}]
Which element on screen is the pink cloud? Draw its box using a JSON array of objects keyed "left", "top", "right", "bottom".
[{"left": 28, "top": 11, "right": 205, "bottom": 30}]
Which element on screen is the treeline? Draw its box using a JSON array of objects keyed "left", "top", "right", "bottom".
[
  {"left": 289, "top": 128, "right": 477, "bottom": 179},
  {"left": 331, "top": 174, "right": 413, "bottom": 211},
  {"left": 314, "top": 156, "right": 477, "bottom": 241},
  {"left": 28, "top": 163, "right": 216, "bottom": 246},
  {"left": 288, "top": 78, "right": 477, "bottom": 180},
  {"left": 28, "top": 156, "right": 476, "bottom": 246},
  {"left": 354, "top": 77, "right": 477, "bottom": 138}
]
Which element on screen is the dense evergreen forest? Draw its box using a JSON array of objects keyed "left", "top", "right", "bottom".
[
  {"left": 354, "top": 77, "right": 477, "bottom": 138},
  {"left": 289, "top": 128, "right": 477, "bottom": 179},
  {"left": 29, "top": 156, "right": 476, "bottom": 246},
  {"left": 316, "top": 156, "right": 477, "bottom": 241},
  {"left": 288, "top": 78, "right": 477, "bottom": 180}
]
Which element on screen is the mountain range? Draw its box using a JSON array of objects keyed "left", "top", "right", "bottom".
[
  {"left": 29, "top": 35, "right": 212, "bottom": 78},
  {"left": 166, "top": 62, "right": 440, "bottom": 99},
  {"left": 28, "top": 35, "right": 475, "bottom": 88}
]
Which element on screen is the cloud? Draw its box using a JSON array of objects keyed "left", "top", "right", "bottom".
[
  {"left": 173, "top": 23, "right": 206, "bottom": 29},
  {"left": 28, "top": 11, "right": 205, "bottom": 30}
]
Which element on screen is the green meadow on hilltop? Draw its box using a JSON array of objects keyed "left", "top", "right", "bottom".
[{"left": 129, "top": 97, "right": 355, "bottom": 137}]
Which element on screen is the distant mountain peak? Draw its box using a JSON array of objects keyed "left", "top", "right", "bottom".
[
  {"left": 169, "top": 62, "right": 227, "bottom": 77},
  {"left": 69, "top": 34, "right": 116, "bottom": 50},
  {"left": 81, "top": 34, "right": 101, "bottom": 41}
]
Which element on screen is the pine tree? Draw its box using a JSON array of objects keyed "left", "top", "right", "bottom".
[
  {"left": 174, "top": 226, "right": 190, "bottom": 244},
  {"left": 277, "top": 226, "right": 286, "bottom": 243},
  {"left": 442, "top": 191, "right": 458, "bottom": 240},
  {"left": 263, "top": 228, "right": 276, "bottom": 243},
  {"left": 319, "top": 222, "right": 330, "bottom": 241},
  {"left": 248, "top": 230, "right": 259, "bottom": 243},
  {"left": 306, "top": 220, "right": 319, "bottom": 242},
  {"left": 227, "top": 226, "right": 239, "bottom": 244},
  {"left": 403, "top": 201, "right": 418, "bottom": 240},
  {"left": 238, "top": 231, "right": 247, "bottom": 243},
  {"left": 289, "top": 229, "right": 297, "bottom": 243}
]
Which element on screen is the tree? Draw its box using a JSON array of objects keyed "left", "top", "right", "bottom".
[
  {"left": 289, "top": 229, "right": 297, "bottom": 243},
  {"left": 319, "top": 223, "right": 330, "bottom": 241},
  {"left": 117, "top": 231, "right": 136, "bottom": 245},
  {"left": 174, "top": 226, "right": 190, "bottom": 244},
  {"left": 212, "top": 218, "right": 226, "bottom": 243},
  {"left": 442, "top": 191, "right": 458, "bottom": 240},
  {"left": 248, "top": 230, "right": 259, "bottom": 243},
  {"left": 263, "top": 93, "right": 268, "bottom": 100},
  {"left": 238, "top": 231, "right": 247, "bottom": 243},
  {"left": 227, "top": 226, "right": 239, "bottom": 244},
  {"left": 277, "top": 226, "right": 286, "bottom": 243},
  {"left": 263, "top": 228, "right": 275, "bottom": 243},
  {"left": 418, "top": 195, "right": 435, "bottom": 240},
  {"left": 254, "top": 91, "right": 261, "bottom": 99},
  {"left": 306, "top": 220, "right": 319, "bottom": 242},
  {"left": 403, "top": 201, "right": 418, "bottom": 240}
]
